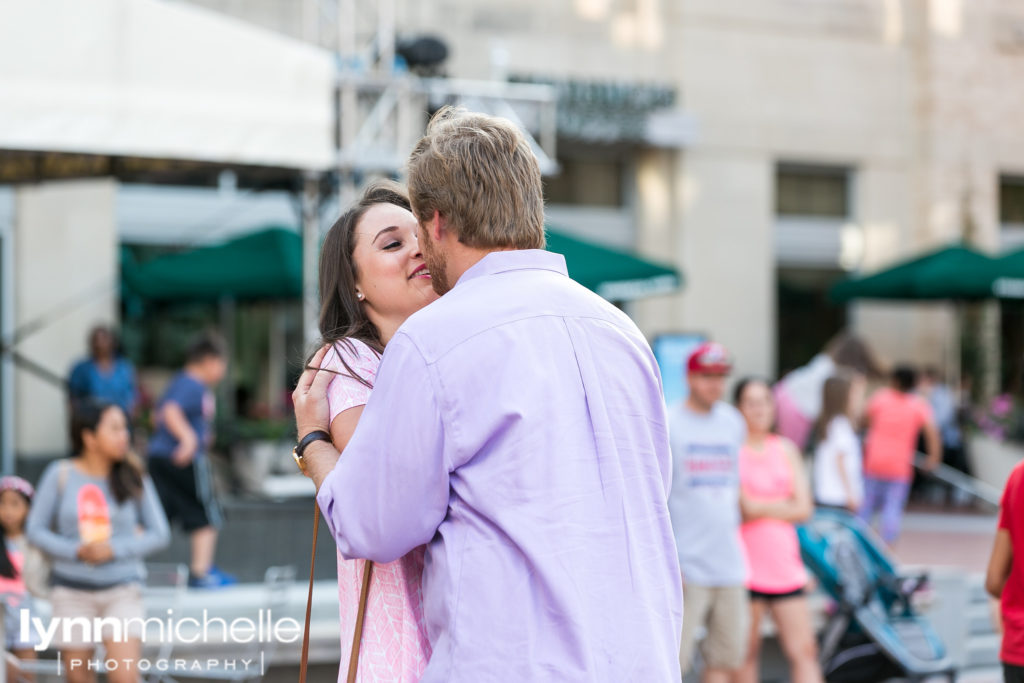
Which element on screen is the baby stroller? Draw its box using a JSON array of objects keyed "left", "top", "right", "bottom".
[{"left": 798, "top": 508, "right": 957, "bottom": 682}]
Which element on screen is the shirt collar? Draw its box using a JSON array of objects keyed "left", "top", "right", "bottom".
[{"left": 454, "top": 249, "right": 568, "bottom": 288}]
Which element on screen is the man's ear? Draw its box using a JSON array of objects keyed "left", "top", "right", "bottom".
[{"left": 430, "top": 210, "right": 447, "bottom": 242}]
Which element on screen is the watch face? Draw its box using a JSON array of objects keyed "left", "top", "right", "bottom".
[{"left": 292, "top": 448, "right": 307, "bottom": 475}]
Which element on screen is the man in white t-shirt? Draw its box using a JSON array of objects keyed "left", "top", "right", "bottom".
[{"left": 668, "top": 342, "right": 749, "bottom": 682}]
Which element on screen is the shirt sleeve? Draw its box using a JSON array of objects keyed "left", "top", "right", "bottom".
[
  {"left": 125, "top": 361, "right": 139, "bottom": 413},
  {"left": 315, "top": 332, "right": 449, "bottom": 564},
  {"left": 160, "top": 379, "right": 184, "bottom": 412},
  {"left": 323, "top": 342, "right": 376, "bottom": 424},
  {"left": 110, "top": 476, "right": 171, "bottom": 560},
  {"left": 68, "top": 361, "right": 89, "bottom": 400},
  {"left": 25, "top": 463, "right": 80, "bottom": 561}
]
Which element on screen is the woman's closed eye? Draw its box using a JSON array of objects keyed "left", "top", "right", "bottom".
[{"left": 383, "top": 240, "right": 402, "bottom": 250}]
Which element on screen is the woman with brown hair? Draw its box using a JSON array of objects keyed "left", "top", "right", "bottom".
[
  {"left": 775, "top": 332, "right": 881, "bottom": 451},
  {"left": 812, "top": 373, "right": 866, "bottom": 511},
  {"left": 734, "top": 378, "right": 821, "bottom": 683},
  {"left": 311, "top": 181, "right": 438, "bottom": 682},
  {"left": 25, "top": 400, "right": 169, "bottom": 683}
]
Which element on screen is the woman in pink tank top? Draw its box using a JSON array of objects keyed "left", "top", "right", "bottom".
[
  {"left": 734, "top": 378, "right": 822, "bottom": 683},
  {"left": 310, "top": 182, "right": 438, "bottom": 681}
]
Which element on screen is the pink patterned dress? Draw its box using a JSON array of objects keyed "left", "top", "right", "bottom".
[{"left": 322, "top": 339, "right": 431, "bottom": 682}]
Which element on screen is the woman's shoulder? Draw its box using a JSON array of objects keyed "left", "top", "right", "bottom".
[
  {"left": 321, "top": 338, "right": 381, "bottom": 370},
  {"left": 827, "top": 414, "right": 853, "bottom": 433},
  {"left": 322, "top": 339, "right": 380, "bottom": 416},
  {"left": 771, "top": 433, "right": 802, "bottom": 459},
  {"left": 38, "top": 458, "right": 72, "bottom": 483}
]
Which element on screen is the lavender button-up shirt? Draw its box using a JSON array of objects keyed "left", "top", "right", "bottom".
[{"left": 317, "top": 249, "right": 683, "bottom": 682}]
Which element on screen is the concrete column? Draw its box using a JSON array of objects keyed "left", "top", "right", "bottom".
[
  {"left": 13, "top": 179, "right": 117, "bottom": 460},
  {"left": 301, "top": 172, "right": 322, "bottom": 346},
  {"left": 632, "top": 148, "right": 682, "bottom": 340},
  {"left": 0, "top": 187, "right": 15, "bottom": 474},
  {"left": 677, "top": 150, "right": 775, "bottom": 379}
]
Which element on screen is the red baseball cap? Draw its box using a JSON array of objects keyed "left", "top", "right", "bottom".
[{"left": 686, "top": 342, "right": 733, "bottom": 374}]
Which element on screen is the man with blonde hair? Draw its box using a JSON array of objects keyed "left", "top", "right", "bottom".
[{"left": 293, "top": 108, "right": 683, "bottom": 681}]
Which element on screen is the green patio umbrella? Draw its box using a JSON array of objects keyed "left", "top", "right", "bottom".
[
  {"left": 122, "top": 227, "right": 303, "bottom": 302},
  {"left": 544, "top": 228, "right": 682, "bottom": 301},
  {"left": 830, "top": 244, "right": 997, "bottom": 302},
  {"left": 988, "top": 247, "right": 1024, "bottom": 299},
  {"left": 123, "top": 225, "right": 683, "bottom": 303}
]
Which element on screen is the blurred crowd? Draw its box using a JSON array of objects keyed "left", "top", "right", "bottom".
[
  {"left": 0, "top": 325, "right": 232, "bottom": 682},
  {"left": 669, "top": 332, "right": 967, "bottom": 682},
  {"left": 0, "top": 320, "right": 1000, "bottom": 682}
]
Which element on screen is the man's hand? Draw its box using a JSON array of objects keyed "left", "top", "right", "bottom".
[
  {"left": 162, "top": 402, "right": 199, "bottom": 467},
  {"left": 77, "top": 541, "right": 114, "bottom": 565},
  {"left": 293, "top": 345, "right": 334, "bottom": 439},
  {"left": 171, "top": 435, "right": 197, "bottom": 466}
]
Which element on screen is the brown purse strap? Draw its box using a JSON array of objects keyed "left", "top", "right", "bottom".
[
  {"left": 345, "top": 559, "right": 374, "bottom": 683},
  {"left": 299, "top": 501, "right": 375, "bottom": 683},
  {"left": 299, "top": 503, "right": 320, "bottom": 683}
]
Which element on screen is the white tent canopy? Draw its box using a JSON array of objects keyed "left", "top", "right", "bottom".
[{"left": 0, "top": 0, "right": 335, "bottom": 171}]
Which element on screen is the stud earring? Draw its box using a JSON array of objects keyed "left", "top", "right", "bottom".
[{"left": 356, "top": 292, "right": 364, "bottom": 300}]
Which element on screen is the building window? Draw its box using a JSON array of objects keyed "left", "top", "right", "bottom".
[
  {"left": 544, "top": 158, "right": 624, "bottom": 207},
  {"left": 775, "top": 164, "right": 851, "bottom": 218},
  {"left": 777, "top": 268, "right": 848, "bottom": 377},
  {"left": 1000, "top": 175, "right": 1024, "bottom": 225}
]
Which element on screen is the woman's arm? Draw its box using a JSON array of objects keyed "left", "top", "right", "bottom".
[
  {"left": 741, "top": 440, "right": 814, "bottom": 523},
  {"left": 922, "top": 420, "right": 943, "bottom": 471},
  {"left": 330, "top": 405, "right": 365, "bottom": 453},
  {"left": 835, "top": 450, "right": 858, "bottom": 511},
  {"left": 109, "top": 477, "right": 171, "bottom": 560},
  {"left": 25, "top": 464, "right": 80, "bottom": 561},
  {"left": 303, "top": 405, "right": 365, "bottom": 487},
  {"left": 986, "top": 528, "right": 1013, "bottom": 599}
]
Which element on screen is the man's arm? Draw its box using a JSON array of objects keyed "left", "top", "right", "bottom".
[
  {"left": 987, "top": 528, "right": 1013, "bottom": 598},
  {"left": 162, "top": 402, "right": 198, "bottom": 465},
  {"left": 294, "top": 335, "right": 450, "bottom": 564}
]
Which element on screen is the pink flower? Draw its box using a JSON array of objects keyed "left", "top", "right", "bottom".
[{"left": 991, "top": 394, "right": 1013, "bottom": 417}]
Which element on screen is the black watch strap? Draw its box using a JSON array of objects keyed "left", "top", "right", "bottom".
[{"left": 296, "top": 430, "right": 332, "bottom": 458}]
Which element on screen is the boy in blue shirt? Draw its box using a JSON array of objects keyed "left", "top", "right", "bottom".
[{"left": 148, "top": 334, "right": 233, "bottom": 588}]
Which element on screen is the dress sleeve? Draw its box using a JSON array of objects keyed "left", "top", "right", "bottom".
[
  {"left": 323, "top": 341, "right": 377, "bottom": 424},
  {"left": 316, "top": 332, "right": 449, "bottom": 564}
]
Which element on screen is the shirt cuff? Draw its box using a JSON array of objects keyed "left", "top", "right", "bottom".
[{"left": 315, "top": 464, "right": 342, "bottom": 541}]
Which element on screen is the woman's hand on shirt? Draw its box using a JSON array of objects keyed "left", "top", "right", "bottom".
[
  {"left": 293, "top": 344, "right": 334, "bottom": 440},
  {"left": 77, "top": 541, "right": 114, "bottom": 565}
]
